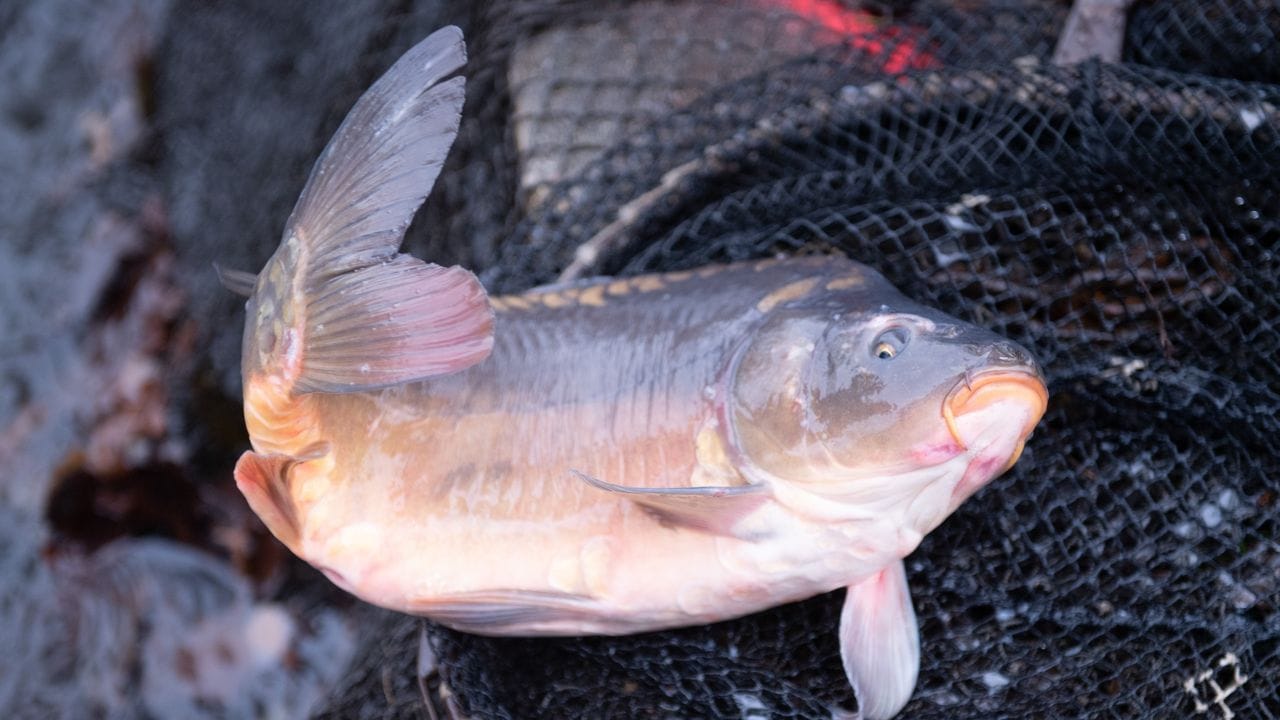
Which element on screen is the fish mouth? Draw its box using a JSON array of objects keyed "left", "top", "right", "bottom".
[{"left": 942, "top": 369, "right": 1049, "bottom": 467}]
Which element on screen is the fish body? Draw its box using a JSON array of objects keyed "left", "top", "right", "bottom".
[
  {"left": 245, "top": 256, "right": 1034, "bottom": 632},
  {"left": 233, "top": 27, "right": 1047, "bottom": 719}
]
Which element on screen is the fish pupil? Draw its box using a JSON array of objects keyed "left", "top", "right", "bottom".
[{"left": 872, "top": 326, "right": 909, "bottom": 359}]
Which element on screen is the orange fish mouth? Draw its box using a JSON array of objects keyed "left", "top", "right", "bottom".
[{"left": 942, "top": 370, "right": 1049, "bottom": 465}]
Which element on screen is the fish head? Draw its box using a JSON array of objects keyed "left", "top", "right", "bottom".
[{"left": 729, "top": 267, "right": 1047, "bottom": 537}]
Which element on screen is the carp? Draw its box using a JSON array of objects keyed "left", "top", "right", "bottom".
[{"left": 229, "top": 27, "right": 1047, "bottom": 719}]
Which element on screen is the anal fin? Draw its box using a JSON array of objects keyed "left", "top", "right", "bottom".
[
  {"left": 407, "top": 588, "right": 602, "bottom": 636},
  {"left": 234, "top": 450, "right": 304, "bottom": 554},
  {"left": 214, "top": 263, "right": 257, "bottom": 297},
  {"left": 839, "top": 560, "right": 920, "bottom": 720},
  {"left": 571, "top": 470, "right": 770, "bottom": 538}
]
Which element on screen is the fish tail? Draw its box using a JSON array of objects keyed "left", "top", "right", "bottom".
[
  {"left": 247, "top": 26, "right": 493, "bottom": 394},
  {"left": 284, "top": 254, "right": 494, "bottom": 393}
]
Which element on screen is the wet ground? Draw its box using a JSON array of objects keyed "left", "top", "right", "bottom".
[{"left": 0, "top": 2, "right": 452, "bottom": 715}]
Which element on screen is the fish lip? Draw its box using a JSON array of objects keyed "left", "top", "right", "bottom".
[{"left": 941, "top": 368, "right": 1049, "bottom": 452}]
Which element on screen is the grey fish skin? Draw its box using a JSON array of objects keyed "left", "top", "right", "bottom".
[
  {"left": 407, "top": 256, "right": 1040, "bottom": 512},
  {"left": 233, "top": 26, "right": 1049, "bottom": 720},
  {"left": 245, "top": 249, "right": 1044, "bottom": 622},
  {"left": 427, "top": 258, "right": 860, "bottom": 416}
]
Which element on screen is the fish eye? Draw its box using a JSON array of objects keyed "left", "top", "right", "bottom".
[{"left": 872, "top": 327, "right": 909, "bottom": 360}]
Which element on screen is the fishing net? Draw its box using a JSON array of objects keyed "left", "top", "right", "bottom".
[
  {"left": 7, "top": 0, "right": 1273, "bottom": 718},
  {"left": 318, "top": 1, "right": 1280, "bottom": 718}
]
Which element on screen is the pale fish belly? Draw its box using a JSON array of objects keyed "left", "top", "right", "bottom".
[
  {"left": 542, "top": 500, "right": 922, "bottom": 631},
  {"left": 288, "top": 393, "right": 750, "bottom": 631},
  {"left": 292, "top": 396, "right": 976, "bottom": 635},
  {"left": 674, "top": 449, "right": 981, "bottom": 623},
  {"left": 301, "top": 489, "right": 747, "bottom": 633},
  {"left": 296, "top": 449, "right": 904, "bottom": 633}
]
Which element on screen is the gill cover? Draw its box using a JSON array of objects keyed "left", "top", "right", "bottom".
[{"left": 727, "top": 293, "right": 939, "bottom": 486}]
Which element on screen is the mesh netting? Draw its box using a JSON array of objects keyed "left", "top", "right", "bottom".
[{"left": 318, "top": 1, "right": 1280, "bottom": 718}]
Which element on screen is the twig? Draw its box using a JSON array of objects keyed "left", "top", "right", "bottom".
[{"left": 1052, "top": 0, "right": 1138, "bottom": 66}]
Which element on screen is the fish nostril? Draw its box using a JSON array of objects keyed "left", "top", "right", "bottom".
[{"left": 989, "top": 341, "right": 1030, "bottom": 366}]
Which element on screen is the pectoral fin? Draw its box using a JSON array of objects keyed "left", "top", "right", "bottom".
[
  {"left": 571, "top": 470, "right": 770, "bottom": 537},
  {"left": 839, "top": 561, "right": 920, "bottom": 720}
]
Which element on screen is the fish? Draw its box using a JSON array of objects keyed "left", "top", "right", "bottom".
[{"left": 230, "top": 26, "right": 1048, "bottom": 720}]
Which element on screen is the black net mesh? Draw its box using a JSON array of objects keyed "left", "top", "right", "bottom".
[
  {"left": 319, "top": 1, "right": 1280, "bottom": 718},
  {"left": 1126, "top": 0, "right": 1280, "bottom": 82}
]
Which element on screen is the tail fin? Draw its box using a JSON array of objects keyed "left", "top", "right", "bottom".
[
  {"left": 272, "top": 26, "right": 493, "bottom": 393},
  {"left": 295, "top": 257, "right": 493, "bottom": 392},
  {"left": 287, "top": 25, "right": 467, "bottom": 273}
]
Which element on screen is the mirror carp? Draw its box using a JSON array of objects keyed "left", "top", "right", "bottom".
[{"left": 230, "top": 27, "right": 1047, "bottom": 719}]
